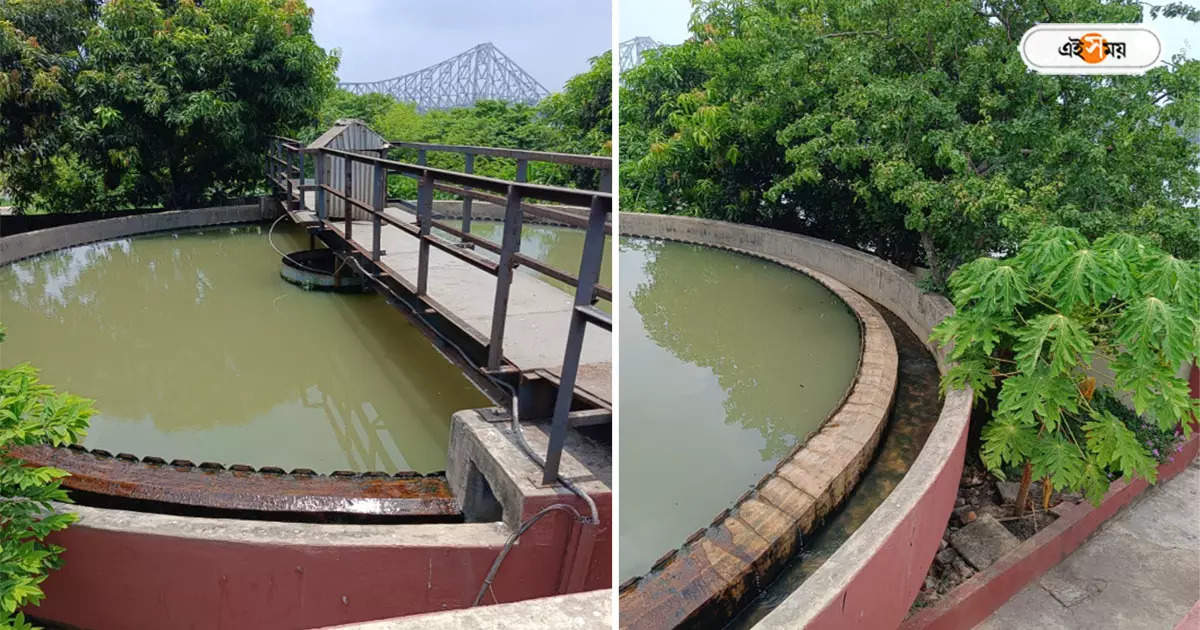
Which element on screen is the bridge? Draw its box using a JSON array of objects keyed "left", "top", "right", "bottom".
[
  {"left": 619, "top": 36, "right": 663, "bottom": 73},
  {"left": 265, "top": 121, "right": 612, "bottom": 484},
  {"left": 337, "top": 43, "right": 550, "bottom": 112}
]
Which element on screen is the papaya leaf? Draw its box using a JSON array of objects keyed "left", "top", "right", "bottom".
[{"left": 1014, "top": 314, "right": 1093, "bottom": 376}]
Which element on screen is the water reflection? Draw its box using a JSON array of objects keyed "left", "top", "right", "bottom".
[
  {"left": 618, "top": 238, "right": 862, "bottom": 581},
  {"left": 0, "top": 224, "right": 489, "bottom": 473},
  {"left": 725, "top": 305, "right": 942, "bottom": 628}
]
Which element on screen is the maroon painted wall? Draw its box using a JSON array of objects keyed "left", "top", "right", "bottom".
[
  {"left": 801, "top": 407, "right": 970, "bottom": 629},
  {"left": 29, "top": 490, "right": 610, "bottom": 629}
]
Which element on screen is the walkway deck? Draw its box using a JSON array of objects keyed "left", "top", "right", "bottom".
[
  {"left": 975, "top": 458, "right": 1200, "bottom": 630},
  {"left": 286, "top": 188, "right": 611, "bottom": 404}
]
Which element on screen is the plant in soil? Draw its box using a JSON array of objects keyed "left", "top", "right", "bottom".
[{"left": 932, "top": 227, "right": 1199, "bottom": 515}]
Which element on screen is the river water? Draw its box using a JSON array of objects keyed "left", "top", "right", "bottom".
[{"left": 618, "top": 237, "right": 862, "bottom": 582}]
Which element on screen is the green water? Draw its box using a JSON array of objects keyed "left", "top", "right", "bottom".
[
  {"left": 619, "top": 238, "right": 862, "bottom": 581},
  {"left": 451, "top": 221, "right": 613, "bottom": 312},
  {"left": 726, "top": 304, "right": 942, "bottom": 628},
  {"left": 0, "top": 223, "right": 490, "bottom": 474}
]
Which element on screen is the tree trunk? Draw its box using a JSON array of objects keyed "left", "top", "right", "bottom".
[
  {"left": 920, "top": 230, "right": 946, "bottom": 288},
  {"left": 1014, "top": 460, "right": 1033, "bottom": 517}
]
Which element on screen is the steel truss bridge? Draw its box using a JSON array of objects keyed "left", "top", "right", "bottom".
[
  {"left": 619, "top": 36, "right": 663, "bottom": 73},
  {"left": 337, "top": 42, "right": 550, "bottom": 112}
]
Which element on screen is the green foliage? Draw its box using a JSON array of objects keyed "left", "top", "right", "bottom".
[
  {"left": 540, "top": 51, "right": 613, "bottom": 189},
  {"left": 620, "top": 0, "right": 1200, "bottom": 283},
  {"left": 0, "top": 0, "right": 337, "bottom": 212},
  {"left": 932, "top": 228, "right": 1199, "bottom": 505},
  {"left": 0, "top": 326, "right": 95, "bottom": 624},
  {"left": 309, "top": 51, "right": 612, "bottom": 197},
  {"left": 0, "top": 0, "right": 96, "bottom": 165}
]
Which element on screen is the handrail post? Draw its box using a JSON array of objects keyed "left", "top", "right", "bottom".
[
  {"left": 315, "top": 151, "right": 326, "bottom": 222},
  {"left": 417, "top": 149, "right": 427, "bottom": 166},
  {"left": 372, "top": 163, "right": 385, "bottom": 261},
  {"left": 286, "top": 147, "right": 294, "bottom": 209},
  {"left": 461, "top": 152, "right": 474, "bottom": 243},
  {"left": 599, "top": 168, "right": 612, "bottom": 193},
  {"left": 416, "top": 171, "right": 434, "bottom": 295},
  {"left": 515, "top": 158, "right": 528, "bottom": 183},
  {"left": 542, "top": 194, "right": 608, "bottom": 485},
  {"left": 343, "top": 156, "right": 353, "bottom": 241},
  {"left": 487, "top": 185, "right": 524, "bottom": 370}
]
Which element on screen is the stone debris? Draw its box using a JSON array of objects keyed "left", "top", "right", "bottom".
[
  {"left": 996, "top": 481, "right": 1022, "bottom": 505},
  {"left": 950, "top": 513, "right": 1021, "bottom": 571}
]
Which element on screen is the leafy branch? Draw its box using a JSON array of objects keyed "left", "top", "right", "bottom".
[{"left": 0, "top": 326, "right": 95, "bottom": 626}]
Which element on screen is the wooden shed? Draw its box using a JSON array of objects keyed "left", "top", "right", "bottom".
[{"left": 308, "top": 119, "right": 389, "bottom": 220}]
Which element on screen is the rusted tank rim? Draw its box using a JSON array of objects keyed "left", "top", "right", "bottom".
[{"left": 11, "top": 445, "right": 460, "bottom": 519}]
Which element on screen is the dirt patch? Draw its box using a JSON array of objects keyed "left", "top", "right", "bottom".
[{"left": 910, "top": 461, "right": 1082, "bottom": 609}]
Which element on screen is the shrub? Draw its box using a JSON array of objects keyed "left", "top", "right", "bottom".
[{"left": 0, "top": 326, "right": 94, "bottom": 625}]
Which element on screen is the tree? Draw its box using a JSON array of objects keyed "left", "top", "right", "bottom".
[
  {"left": 931, "top": 227, "right": 1199, "bottom": 512},
  {"left": 1, "top": 0, "right": 337, "bottom": 212},
  {"left": 540, "top": 50, "right": 613, "bottom": 189},
  {"left": 0, "top": 0, "right": 98, "bottom": 212},
  {"left": 620, "top": 0, "right": 1200, "bottom": 285},
  {"left": 0, "top": 326, "right": 95, "bottom": 627}
]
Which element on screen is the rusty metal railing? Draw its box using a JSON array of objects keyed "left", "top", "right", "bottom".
[{"left": 266, "top": 135, "right": 611, "bottom": 484}]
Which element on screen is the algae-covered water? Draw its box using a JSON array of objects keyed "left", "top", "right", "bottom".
[
  {"left": 619, "top": 238, "right": 862, "bottom": 581},
  {"left": 0, "top": 223, "right": 490, "bottom": 474}
]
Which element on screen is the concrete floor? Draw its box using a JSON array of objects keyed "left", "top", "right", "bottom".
[
  {"left": 975, "top": 458, "right": 1200, "bottom": 630},
  {"left": 327, "top": 589, "right": 611, "bottom": 629}
]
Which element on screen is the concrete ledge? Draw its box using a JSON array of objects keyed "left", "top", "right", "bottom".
[
  {"left": 325, "top": 589, "right": 612, "bottom": 629},
  {"left": 447, "top": 409, "right": 612, "bottom": 531},
  {"left": 617, "top": 218, "right": 899, "bottom": 629},
  {"left": 29, "top": 453, "right": 604, "bottom": 628},
  {"left": 619, "top": 213, "right": 974, "bottom": 629},
  {"left": 0, "top": 203, "right": 274, "bottom": 265},
  {"left": 900, "top": 428, "right": 1200, "bottom": 630}
]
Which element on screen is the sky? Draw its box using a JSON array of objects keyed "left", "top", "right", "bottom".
[
  {"left": 619, "top": 0, "right": 692, "bottom": 46},
  {"left": 617, "top": 0, "right": 1199, "bottom": 59},
  {"left": 306, "top": 0, "right": 612, "bottom": 93}
]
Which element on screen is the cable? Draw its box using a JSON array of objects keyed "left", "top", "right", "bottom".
[
  {"left": 470, "top": 503, "right": 583, "bottom": 606},
  {"left": 339, "top": 248, "right": 601, "bottom": 606},
  {"left": 267, "top": 213, "right": 329, "bottom": 275}
]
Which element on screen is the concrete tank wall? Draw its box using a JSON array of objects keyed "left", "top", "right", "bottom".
[
  {"left": 0, "top": 204, "right": 272, "bottom": 265},
  {"left": 620, "top": 213, "right": 973, "bottom": 630}
]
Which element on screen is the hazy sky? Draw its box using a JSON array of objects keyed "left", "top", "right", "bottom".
[
  {"left": 307, "top": 0, "right": 612, "bottom": 93},
  {"left": 618, "top": 0, "right": 1199, "bottom": 60},
  {"left": 619, "top": 0, "right": 692, "bottom": 45}
]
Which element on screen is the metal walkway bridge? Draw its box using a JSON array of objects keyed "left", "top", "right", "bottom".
[
  {"left": 337, "top": 43, "right": 549, "bottom": 112},
  {"left": 266, "top": 121, "right": 611, "bottom": 482}
]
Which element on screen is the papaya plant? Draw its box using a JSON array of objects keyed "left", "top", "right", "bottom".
[
  {"left": 0, "top": 325, "right": 94, "bottom": 626},
  {"left": 932, "top": 227, "right": 1199, "bottom": 513}
]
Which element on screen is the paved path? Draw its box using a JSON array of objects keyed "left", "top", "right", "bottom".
[{"left": 975, "top": 458, "right": 1200, "bottom": 630}]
